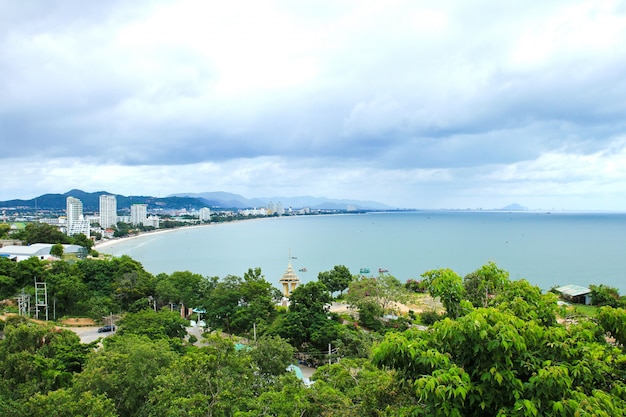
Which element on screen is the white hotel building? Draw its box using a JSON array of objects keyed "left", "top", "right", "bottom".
[
  {"left": 130, "top": 204, "right": 148, "bottom": 226},
  {"left": 66, "top": 196, "right": 90, "bottom": 237},
  {"left": 99, "top": 194, "right": 117, "bottom": 229}
]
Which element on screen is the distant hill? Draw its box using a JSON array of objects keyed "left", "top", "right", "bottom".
[
  {"left": 498, "top": 203, "right": 528, "bottom": 211},
  {"left": 0, "top": 190, "right": 212, "bottom": 212},
  {"left": 169, "top": 191, "right": 394, "bottom": 210},
  {"left": 0, "top": 190, "right": 394, "bottom": 211}
]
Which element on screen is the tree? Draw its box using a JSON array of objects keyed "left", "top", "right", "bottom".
[
  {"left": 345, "top": 274, "right": 406, "bottom": 317},
  {"left": 422, "top": 268, "right": 466, "bottom": 319},
  {"left": 73, "top": 334, "right": 178, "bottom": 417},
  {"left": 289, "top": 281, "right": 332, "bottom": 315},
  {"left": 110, "top": 256, "right": 156, "bottom": 311},
  {"left": 230, "top": 268, "right": 280, "bottom": 334},
  {"left": 318, "top": 265, "right": 353, "bottom": 296},
  {"left": 493, "top": 278, "right": 559, "bottom": 326},
  {"left": 155, "top": 270, "right": 204, "bottom": 311},
  {"left": 205, "top": 274, "right": 243, "bottom": 332},
  {"left": 13, "top": 257, "right": 48, "bottom": 292},
  {"left": 143, "top": 335, "right": 254, "bottom": 417},
  {"left": 50, "top": 243, "right": 64, "bottom": 258},
  {"left": 355, "top": 299, "right": 384, "bottom": 330},
  {"left": 46, "top": 271, "right": 89, "bottom": 316},
  {"left": 0, "top": 322, "right": 93, "bottom": 401},
  {"left": 372, "top": 306, "right": 626, "bottom": 416},
  {"left": 590, "top": 284, "right": 621, "bottom": 307},
  {"left": 275, "top": 282, "right": 337, "bottom": 351},
  {"left": 236, "top": 373, "right": 310, "bottom": 417},
  {"left": 597, "top": 306, "right": 626, "bottom": 347},
  {"left": 18, "top": 223, "right": 70, "bottom": 245},
  {"left": 71, "top": 233, "right": 94, "bottom": 252},
  {"left": 463, "top": 261, "right": 509, "bottom": 308},
  {"left": 0, "top": 223, "right": 10, "bottom": 239},
  {"left": 249, "top": 335, "right": 295, "bottom": 379},
  {"left": 23, "top": 389, "right": 117, "bottom": 417},
  {"left": 310, "top": 358, "right": 418, "bottom": 416},
  {"left": 117, "top": 309, "right": 188, "bottom": 340}
]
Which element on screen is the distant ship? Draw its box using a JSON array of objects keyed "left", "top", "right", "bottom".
[
  {"left": 360, "top": 267, "right": 370, "bottom": 274},
  {"left": 379, "top": 268, "right": 389, "bottom": 273},
  {"left": 299, "top": 267, "right": 307, "bottom": 272}
]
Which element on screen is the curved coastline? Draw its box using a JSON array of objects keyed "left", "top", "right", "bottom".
[
  {"left": 95, "top": 225, "right": 202, "bottom": 251},
  {"left": 92, "top": 212, "right": 626, "bottom": 294},
  {"left": 93, "top": 215, "right": 287, "bottom": 251}
]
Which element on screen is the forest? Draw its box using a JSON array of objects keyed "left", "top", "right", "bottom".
[{"left": 1, "top": 252, "right": 626, "bottom": 416}]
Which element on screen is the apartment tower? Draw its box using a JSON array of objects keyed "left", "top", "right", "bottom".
[
  {"left": 99, "top": 194, "right": 117, "bottom": 229},
  {"left": 130, "top": 204, "right": 148, "bottom": 226},
  {"left": 66, "top": 196, "right": 90, "bottom": 237}
]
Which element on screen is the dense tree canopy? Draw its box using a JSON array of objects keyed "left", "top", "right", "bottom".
[
  {"left": 317, "top": 265, "right": 353, "bottom": 296},
  {"left": 1, "top": 256, "right": 625, "bottom": 416},
  {"left": 373, "top": 300, "right": 626, "bottom": 416}
]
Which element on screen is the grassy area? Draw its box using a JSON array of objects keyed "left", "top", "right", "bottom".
[
  {"left": 569, "top": 304, "right": 598, "bottom": 317},
  {"left": 559, "top": 303, "right": 598, "bottom": 319}
]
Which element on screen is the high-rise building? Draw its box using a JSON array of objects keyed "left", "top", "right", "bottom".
[
  {"left": 66, "top": 196, "right": 90, "bottom": 237},
  {"left": 199, "top": 207, "right": 211, "bottom": 222},
  {"left": 130, "top": 204, "right": 148, "bottom": 226},
  {"left": 99, "top": 194, "right": 117, "bottom": 229}
]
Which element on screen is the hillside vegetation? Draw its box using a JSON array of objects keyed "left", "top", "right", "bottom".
[{"left": 0, "top": 255, "right": 625, "bottom": 416}]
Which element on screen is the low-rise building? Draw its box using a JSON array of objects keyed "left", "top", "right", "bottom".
[{"left": 0, "top": 243, "right": 87, "bottom": 261}]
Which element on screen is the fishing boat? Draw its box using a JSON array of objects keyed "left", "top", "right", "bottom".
[
  {"left": 379, "top": 268, "right": 388, "bottom": 273},
  {"left": 360, "top": 267, "right": 370, "bottom": 274},
  {"left": 299, "top": 267, "right": 307, "bottom": 272}
]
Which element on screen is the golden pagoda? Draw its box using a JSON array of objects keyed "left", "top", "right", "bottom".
[{"left": 279, "top": 254, "right": 300, "bottom": 298}]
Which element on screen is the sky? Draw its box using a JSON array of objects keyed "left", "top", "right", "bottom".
[{"left": 2, "top": 0, "right": 626, "bottom": 210}]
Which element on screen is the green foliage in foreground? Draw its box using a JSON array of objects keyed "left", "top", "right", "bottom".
[
  {"left": 373, "top": 307, "right": 626, "bottom": 416},
  {"left": 2, "top": 256, "right": 626, "bottom": 416}
]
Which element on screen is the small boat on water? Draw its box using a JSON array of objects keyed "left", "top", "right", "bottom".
[
  {"left": 360, "top": 267, "right": 370, "bottom": 274},
  {"left": 299, "top": 267, "right": 307, "bottom": 272},
  {"left": 379, "top": 268, "right": 389, "bottom": 273}
]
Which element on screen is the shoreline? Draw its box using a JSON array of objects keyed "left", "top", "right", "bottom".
[{"left": 94, "top": 216, "right": 282, "bottom": 251}]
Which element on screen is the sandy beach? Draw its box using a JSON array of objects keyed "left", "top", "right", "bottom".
[
  {"left": 93, "top": 216, "right": 275, "bottom": 251},
  {"left": 94, "top": 226, "right": 195, "bottom": 250}
]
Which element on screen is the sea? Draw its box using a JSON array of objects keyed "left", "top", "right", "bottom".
[{"left": 98, "top": 211, "right": 626, "bottom": 295}]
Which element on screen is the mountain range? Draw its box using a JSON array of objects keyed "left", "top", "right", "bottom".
[
  {"left": 0, "top": 190, "right": 394, "bottom": 211},
  {"left": 168, "top": 192, "right": 394, "bottom": 210}
]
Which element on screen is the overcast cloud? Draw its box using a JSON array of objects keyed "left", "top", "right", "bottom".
[{"left": 2, "top": 0, "right": 626, "bottom": 209}]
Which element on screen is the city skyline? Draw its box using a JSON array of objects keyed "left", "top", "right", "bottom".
[{"left": 2, "top": 1, "right": 626, "bottom": 210}]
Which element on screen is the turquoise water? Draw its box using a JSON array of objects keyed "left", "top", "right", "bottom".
[{"left": 99, "top": 211, "right": 626, "bottom": 294}]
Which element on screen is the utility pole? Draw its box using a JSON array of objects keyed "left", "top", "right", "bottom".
[{"left": 329, "top": 343, "right": 332, "bottom": 365}]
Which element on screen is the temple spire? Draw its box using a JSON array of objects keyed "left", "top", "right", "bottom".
[{"left": 279, "top": 249, "right": 300, "bottom": 297}]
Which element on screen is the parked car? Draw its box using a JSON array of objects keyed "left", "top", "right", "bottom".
[{"left": 98, "top": 325, "right": 115, "bottom": 333}]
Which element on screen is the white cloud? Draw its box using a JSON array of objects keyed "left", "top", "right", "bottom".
[{"left": 2, "top": 1, "right": 626, "bottom": 210}]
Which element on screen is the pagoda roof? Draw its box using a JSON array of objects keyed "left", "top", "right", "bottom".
[{"left": 279, "top": 263, "right": 300, "bottom": 283}]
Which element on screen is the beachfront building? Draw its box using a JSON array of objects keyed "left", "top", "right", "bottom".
[
  {"left": 279, "top": 262, "right": 300, "bottom": 298},
  {"left": 199, "top": 207, "right": 211, "bottom": 222},
  {"left": 240, "top": 207, "right": 268, "bottom": 216},
  {"left": 267, "top": 201, "right": 285, "bottom": 216},
  {"left": 99, "top": 194, "right": 117, "bottom": 228},
  {"left": 130, "top": 204, "right": 147, "bottom": 226},
  {"left": 145, "top": 215, "right": 160, "bottom": 229},
  {"left": 66, "top": 197, "right": 90, "bottom": 237}
]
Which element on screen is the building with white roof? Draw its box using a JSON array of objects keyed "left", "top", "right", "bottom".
[{"left": 0, "top": 243, "right": 86, "bottom": 262}]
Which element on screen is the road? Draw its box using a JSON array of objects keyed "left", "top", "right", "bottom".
[{"left": 67, "top": 326, "right": 115, "bottom": 344}]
